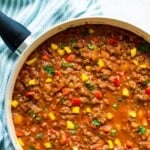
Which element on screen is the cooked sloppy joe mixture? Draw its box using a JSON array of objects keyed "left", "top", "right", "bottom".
[{"left": 12, "top": 25, "right": 150, "bottom": 150}]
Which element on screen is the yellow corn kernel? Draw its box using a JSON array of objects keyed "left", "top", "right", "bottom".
[
  {"left": 72, "top": 146, "right": 78, "bottom": 150},
  {"left": 45, "top": 78, "right": 52, "bottom": 83},
  {"left": 114, "top": 138, "right": 121, "bottom": 146},
  {"left": 128, "top": 111, "right": 136, "bottom": 118},
  {"left": 85, "top": 107, "right": 92, "bottom": 113},
  {"left": 107, "top": 140, "right": 114, "bottom": 149},
  {"left": 13, "top": 114, "right": 23, "bottom": 125},
  {"left": 138, "top": 110, "right": 144, "bottom": 118},
  {"left": 51, "top": 43, "right": 58, "bottom": 50},
  {"left": 140, "top": 64, "right": 147, "bottom": 69},
  {"left": 89, "top": 28, "right": 95, "bottom": 34},
  {"left": 64, "top": 46, "right": 72, "bottom": 54},
  {"left": 28, "top": 79, "right": 36, "bottom": 86},
  {"left": 146, "top": 129, "right": 150, "bottom": 135},
  {"left": 11, "top": 100, "right": 19, "bottom": 108},
  {"left": 122, "top": 88, "right": 130, "bottom": 97},
  {"left": 66, "top": 120, "right": 75, "bottom": 129},
  {"left": 133, "top": 60, "right": 139, "bottom": 66},
  {"left": 131, "top": 47, "right": 137, "bottom": 57},
  {"left": 72, "top": 106, "right": 80, "bottom": 114},
  {"left": 115, "top": 124, "right": 121, "bottom": 131},
  {"left": 81, "top": 73, "right": 88, "bottom": 81},
  {"left": 26, "top": 58, "right": 37, "bottom": 65},
  {"left": 101, "top": 51, "right": 110, "bottom": 59},
  {"left": 57, "top": 49, "right": 65, "bottom": 56},
  {"left": 44, "top": 142, "right": 52, "bottom": 149},
  {"left": 142, "top": 118, "right": 148, "bottom": 126},
  {"left": 107, "top": 112, "right": 114, "bottom": 120},
  {"left": 85, "top": 65, "right": 91, "bottom": 71},
  {"left": 48, "top": 112, "right": 56, "bottom": 121},
  {"left": 97, "top": 59, "right": 105, "bottom": 68},
  {"left": 18, "top": 138, "right": 24, "bottom": 147}
]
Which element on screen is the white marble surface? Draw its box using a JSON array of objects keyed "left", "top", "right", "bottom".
[{"left": 101, "top": 0, "right": 150, "bottom": 34}]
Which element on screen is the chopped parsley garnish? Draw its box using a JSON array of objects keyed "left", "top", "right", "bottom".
[
  {"left": 87, "top": 43, "right": 95, "bottom": 50},
  {"left": 60, "top": 43, "right": 65, "bottom": 49},
  {"left": 143, "top": 80, "right": 150, "bottom": 85},
  {"left": 99, "top": 73, "right": 108, "bottom": 81},
  {"left": 82, "top": 28, "right": 89, "bottom": 36},
  {"left": 118, "top": 96, "right": 126, "bottom": 102},
  {"left": 60, "top": 97, "right": 66, "bottom": 103},
  {"left": 61, "top": 62, "right": 74, "bottom": 68},
  {"left": 138, "top": 126, "right": 147, "bottom": 134},
  {"left": 92, "top": 119, "right": 101, "bottom": 126},
  {"left": 70, "top": 129, "right": 76, "bottom": 135},
  {"left": 70, "top": 38, "right": 77, "bottom": 43},
  {"left": 36, "top": 133, "right": 43, "bottom": 139},
  {"left": 111, "top": 129, "right": 117, "bottom": 136},
  {"left": 85, "top": 81, "right": 95, "bottom": 90},
  {"left": 35, "top": 116, "right": 41, "bottom": 123},
  {"left": 44, "top": 65, "right": 55, "bottom": 75},
  {"left": 28, "top": 146, "right": 36, "bottom": 150},
  {"left": 29, "top": 110, "right": 36, "bottom": 118},
  {"left": 138, "top": 43, "right": 149, "bottom": 53},
  {"left": 112, "top": 103, "right": 118, "bottom": 109}
]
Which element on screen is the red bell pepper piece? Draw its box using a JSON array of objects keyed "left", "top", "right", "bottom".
[
  {"left": 65, "top": 54, "right": 75, "bottom": 62},
  {"left": 72, "top": 98, "right": 81, "bottom": 106},
  {"left": 25, "top": 91, "right": 35, "bottom": 96},
  {"left": 109, "top": 37, "right": 117, "bottom": 44},
  {"left": 94, "top": 90, "right": 102, "bottom": 99},
  {"left": 113, "top": 76, "right": 120, "bottom": 87},
  {"left": 55, "top": 70, "right": 62, "bottom": 76},
  {"left": 145, "top": 87, "right": 150, "bottom": 95},
  {"left": 42, "top": 54, "right": 50, "bottom": 61},
  {"left": 93, "top": 37, "right": 98, "bottom": 43}
]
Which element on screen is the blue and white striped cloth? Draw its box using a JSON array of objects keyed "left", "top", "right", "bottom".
[{"left": 0, "top": 0, "right": 102, "bottom": 149}]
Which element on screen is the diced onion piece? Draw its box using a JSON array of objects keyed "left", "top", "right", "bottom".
[
  {"left": 51, "top": 43, "right": 58, "bottom": 50},
  {"left": 18, "top": 138, "right": 24, "bottom": 147},
  {"left": 48, "top": 112, "right": 56, "bottom": 121},
  {"left": 26, "top": 58, "right": 37, "bottom": 65},
  {"left": 130, "top": 47, "right": 137, "bottom": 57},
  {"left": 72, "top": 106, "right": 80, "bottom": 114},
  {"left": 66, "top": 120, "right": 75, "bottom": 129},
  {"left": 11, "top": 100, "right": 19, "bottom": 108},
  {"left": 81, "top": 73, "right": 88, "bottom": 81},
  {"left": 44, "top": 142, "right": 52, "bottom": 149},
  {"left": 64, "top": 46, "right": 72, "bottom": 54},
  {"left": 122, "top": 88, "right": 130, "bottom": 97}
]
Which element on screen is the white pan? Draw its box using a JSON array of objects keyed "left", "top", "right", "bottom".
[{"left": 0, "top": 11, "right": 150, "bottom": 150}]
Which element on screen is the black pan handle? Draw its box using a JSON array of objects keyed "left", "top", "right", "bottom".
[{"left": 0, "top": 11, "right": 31, "bottom": 52}]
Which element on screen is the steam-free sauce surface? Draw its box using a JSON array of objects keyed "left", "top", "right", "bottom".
[{"left": 12, "top": 25, "right": 150, "bottom": 150}]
